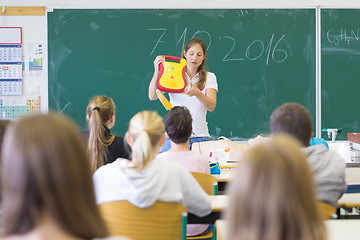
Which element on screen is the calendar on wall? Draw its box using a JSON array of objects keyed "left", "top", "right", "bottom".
[{"left": 0, "top": 27, "right": 23, "bottom": 96}]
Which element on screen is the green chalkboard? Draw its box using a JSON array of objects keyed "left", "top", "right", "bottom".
[
  {"left": 48, "top": 9, "right": 316, "bottom": 139},
  {"left": 321, "top": 9, "right": 360, "bottom": 140}
]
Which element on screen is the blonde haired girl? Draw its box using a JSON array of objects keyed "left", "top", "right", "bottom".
[
  {"left": 84, "top": 95, "right": 131, "bottom": 172},
  {"left": 93, "top": 111, "right": 211, "bottom": 221},
  {"left": 226, "top": 134, "right": 327, "bottom": 240}
]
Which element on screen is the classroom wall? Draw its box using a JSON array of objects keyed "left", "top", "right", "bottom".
[
  {"left": 2, "top": 0, "right": 360, "bottom": 139},
  {"left": 3, "top": 0, "right": 360, "bottom": 8},
  {"left": 0, "top": 8, "right": 48, "bottom": 116}
]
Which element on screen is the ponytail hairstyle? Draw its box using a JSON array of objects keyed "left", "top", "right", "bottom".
[
  {"left": 86, "top": 96, "right": 116, "bottom": 172},
  {"left": 182, "top": 38, "right": 208, "bottom": 89},
  {"left": 127, "top": 111, "right": 164, "bottom": 171}
]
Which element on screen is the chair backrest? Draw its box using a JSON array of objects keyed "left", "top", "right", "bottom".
[
  {"left": 99, "top": 201, "right": 187, "bottom": 240},
  {"left": 191, "top": 172, "right": 218, "bottom": 195},
  {"left": 317, "top": 201, "right": 336, "bottom": 220}
]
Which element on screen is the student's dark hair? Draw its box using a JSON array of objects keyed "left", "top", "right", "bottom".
[
  {"left": 270, "top": 103, "right": 312, "bottom": 147},
  {"left": 1, "top": 113, "right": 108, "bottom": 239},
  {"left": 182, "top": 38, "right": 208, "bottom": 89},
  {"left": 164, "top": 106, "right": 193, "bottom": 144},
  {"left": 86, "top": 95, "right": 116, "bottom": 172}
]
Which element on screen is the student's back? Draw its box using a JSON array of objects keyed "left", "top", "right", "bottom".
[
  {"left": 158, "top": 151, "right": 210, "bottom": 174},
  {"left": 270, "top": 102, "right": 346, "bottom": 208},
  {"left": 84, "top": 95, "right": 131, "bottom": 173},
  {"left": 158, "top": 106, "right": 210, "bottom": 174},
  {"left": 93, "top": 111, "right": 211, "bottom": 217}
]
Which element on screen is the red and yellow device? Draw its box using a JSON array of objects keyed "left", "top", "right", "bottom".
[{"left": 157, "top": 56, "right": 187, "bottom": 93}]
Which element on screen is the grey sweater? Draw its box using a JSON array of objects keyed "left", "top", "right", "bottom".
[{"left": 302, "top": 144, "right": 347, "bottom": 208}]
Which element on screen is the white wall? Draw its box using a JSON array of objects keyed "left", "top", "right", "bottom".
[
  {"left": 0, "top": 11, "right": 48, "bottom": 114},
  {"left": 2, "top": 0, "right": 360, "bottom": 9}
]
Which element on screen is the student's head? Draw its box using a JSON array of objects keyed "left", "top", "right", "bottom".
[
  {"left": 182, "top": 38, "right": 208, "bottom": 89},
  {"left": 226, "top": 134, "right": 326, "bottom": 240},
  {"left": 1, "top": 114, "right": 108, "bottom": 239},
  {"left": 164, "top": 106, "right": 192, "bottom": 144},
  {"left": 86, "top": 95, "right": 116, "bottom": 171},
  {"left": 126, "top": 111, "right": 165, "bottom": 170},
  {"left": 270, "top": 102, "right": 312, "bottom": 147},
  {"left": 0, "top": 119, "right": 11, "bottom": 200}
]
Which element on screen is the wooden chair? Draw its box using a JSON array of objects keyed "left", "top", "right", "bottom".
[
  {"left": 317, "top": 201, "right": 336, "bottom": 219},
  {"left": 187, "top": 172, "right": 218, "bottom": 240},
  {"left": 99, "top": 201, "right": 187, "bottom": 240},
  {"left": 190, "top": 172, "right": 218, "bottom": 195}
]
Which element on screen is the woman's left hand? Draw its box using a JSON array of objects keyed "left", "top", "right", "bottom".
[{"left": 183, "top": 82, "right": 200, "bottom": 97}]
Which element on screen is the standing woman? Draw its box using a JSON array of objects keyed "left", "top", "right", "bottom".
[
  {"left": 84, "top": 96, "right": 131, "bottom": 173},
  {"left": 148, "top": 38, "right": 218, "bottom": 151}
]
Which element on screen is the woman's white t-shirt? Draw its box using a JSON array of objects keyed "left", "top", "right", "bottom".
[{"left": 169, "top": 72, "right": 218, "bottom": 137}]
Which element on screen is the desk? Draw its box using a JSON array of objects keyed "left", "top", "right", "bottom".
[
  {"left": 212, "top": 169, "right": 234, "bottom": 183},
  {"left": 187, "top": 195, "right": 228, "bottom": 224},
  {"left": 216, "top": 219, "right": 360, "bottom": 240},
  {"left": 212, "top": 169, "right": 235, "bottom": 192},
  {"left": 338, "top": 193, "right": 360, "bottom": 209}
]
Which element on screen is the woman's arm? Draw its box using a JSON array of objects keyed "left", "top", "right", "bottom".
[
  {"left": 148, "top": 56, "right": 165, "bottom": 101},
  {"left": 183, "top": 82, "right": 217, "bottom": 112}
]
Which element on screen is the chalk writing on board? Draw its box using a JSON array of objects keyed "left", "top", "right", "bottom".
[
  {"left": 148, "top": 28, "right": 288, "bottom": 64},
  {"left": 326, "top": 29, "right": 360, "bottom": 45},
  {"left": 219, "top": 34, "right": 287, "bottom": 65},
  {"left": 147, "top": 28, "right": 167, "bottom": 56},
  {"left": 236, "top": 10, "right": 249, "bottom": 17}
]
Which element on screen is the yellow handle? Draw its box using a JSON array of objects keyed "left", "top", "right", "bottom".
[{"left": 156, "top": 89, "right": 172, "bottom": 110}]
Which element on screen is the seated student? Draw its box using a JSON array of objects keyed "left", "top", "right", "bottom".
[
  {"left": 270, "top": 103, "right": 346, "bottom": 209},
  {"left": 158, "top": 106, "right": 210, "bottom": 174},
  {"left": 0, "top": 119, "right": 11, "bottom": 231},
  {"left": 0, "top": 114, "right": 127, "bottom": 240},
  {"left": 93, "top": 111, "right": 211, "bottom": 221},
  {"left": 226, "top": 134, "right": 327, "bottom": 240},
  {"left": 157, "top": 106, "right": 210, "bottom": 237},
  {"left": 83, "top": 95, "right": 131, "bottom": 173}
]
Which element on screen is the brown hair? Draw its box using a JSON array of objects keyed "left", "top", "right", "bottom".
[
  {"left": 226, "top": 134, "right": 326, "bottom": 240},
  {"left": 182, "top": 38, "right": 208, "bottom": 89},
  {"left": 270, "top": 103, "right": 312, "bottom": 146},
  {"left": 0, "top": 119, "right": 11, "bottom": 200},
  {"left": 86, "top": 95, "right": 116, "bottom": 172},
  {"left": 1, "top": 113, "right": 108, "bottom": 239},
  {"left": 164, "top": 106, "right": 192, "bottom": 144},
  {"left": 0, "top": 119, "right": 11, "bottom": 155},
  {"left": 128, "top": 111, "right": 164, "bottom": 171}
]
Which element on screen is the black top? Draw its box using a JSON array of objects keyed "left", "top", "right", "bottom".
[{"left": 82, "top": 127, "right": 131, "bottom": 165}]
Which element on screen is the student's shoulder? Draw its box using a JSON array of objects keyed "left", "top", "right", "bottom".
[{"left": 94, "top": 158, "right": 126, "bottom": 175}]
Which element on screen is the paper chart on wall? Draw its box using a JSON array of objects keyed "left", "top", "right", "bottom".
[
  {"left": 28, "top": 43, "right": 43, "bottom": 77},
  {"left": 0, "top": 28, "right": 23, "bottom": 96},
  {"left": 0, "top": 97, "right": 41, "bottom": 120}
]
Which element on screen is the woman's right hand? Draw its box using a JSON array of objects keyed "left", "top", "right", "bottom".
[{"left": 153, "top": 55, "right": 165, "bottom": 72}]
